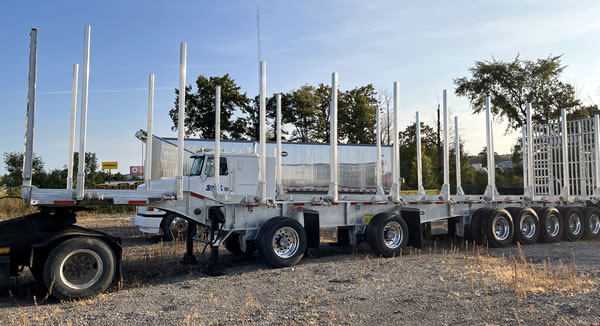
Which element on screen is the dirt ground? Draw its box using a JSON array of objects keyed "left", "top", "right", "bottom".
[{"left": 1, "top": 214, "right": 599, "bottom": 326}]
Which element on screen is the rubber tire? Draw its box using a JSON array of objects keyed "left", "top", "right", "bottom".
[
  {"left": 257, "top": 217, "right": 307, "bottom": 268},
  {"left": 161, "top": 214, "right": 188, "bottom": 242},
  {"left": 366, "top": 213, "right": 409, "bottom": 257},
  {"left": 223, "top": 234, "right": 257, "bottom": 256},
  {"left": 43, "top": 237, "right": 116, "bottom": 301},
  {"left": 482, "top": 209, "right": 514, "bottom": 248},
  {"left": 559, "top": 207, "right": 584, "bottom": 242},
  {"left": 582, "top": 207, "right": 600, "bottom": 240},
  {"left": 535, "top": 207, "right": 562, "bottom": 243},
  {"left": 506, "top": 207, "right": 540, "bottom": 245},
  {"left": 468, "top": 208, "right": 491, "bottom": 245}
]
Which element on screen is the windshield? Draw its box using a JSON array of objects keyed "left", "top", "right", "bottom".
[{"left": 190, "top": 156, "right": 205, "bottom": 176}]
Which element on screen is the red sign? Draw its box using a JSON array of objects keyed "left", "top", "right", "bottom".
[{"left": 130, "top": 166, "right": 144, "bottom": 176}]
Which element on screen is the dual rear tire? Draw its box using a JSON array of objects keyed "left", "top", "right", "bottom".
[
  {"left": 257, "top": 217, "right": 307, "bottom": 268},
  {"left": 366, "top": 213, "right": 409, "bottom": 257},
  {"left": 468, "top": 208, "right": 514, "bottom": 247}
]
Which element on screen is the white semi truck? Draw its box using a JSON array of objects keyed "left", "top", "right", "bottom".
[{"left": 1, "top": 26, "right": 599, "bottom": 301}]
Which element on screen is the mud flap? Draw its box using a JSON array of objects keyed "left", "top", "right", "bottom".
[
  {"left": 400, "top": 209, "right": 423, "bottom": 249},
  {"left": 303, "top": 211, "right": 320, "bottom": 249},
  {"left": 0, "top": 255, "right": 9, "bottom": 288}
]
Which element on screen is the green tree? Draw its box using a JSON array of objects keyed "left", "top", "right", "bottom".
[
  {"left": 170, "top": 74, "right": 250, "bottom": 139},
  {"left": 2, "top": 152, "right": 45, "bottom": 188},
  {"left": 284, "top": 85, "right": 322, "bottom": 142},
  {"left": 312, "top": 83, "right": 333, "bottom": 143},
  {"left": 338, "top": 84, "right": 378, "bottom": 144},
  {"left": 454, "top": 55, "right": 581, "bottom": 131},
  {"left": 399, "top": 122, "right": 441, "bottom": 189}
]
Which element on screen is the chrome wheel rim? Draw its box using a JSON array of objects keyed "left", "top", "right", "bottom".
[
  {"left": 590, "top": 214, "right": 600, "bottom": 235},
  {"left": 547, "top": 214, "right": 560, "bottom": 237},
  {"left": 492, "top": 215, "right": 510, "bottom": 241},
  {"left": 59, "top": 249, "right": 103, "bottom": 290},
  {"left": 169, "top": 217, "right": 188, "bottom": 235},
  {"left": 520, "top": 214, "right": 537, "bottom": 239},
  {"left": 272, "top": 227, "right": 300, "bottom": 259},
  {"left": 569, "top": 214, "right": 582, "bottom": 235},
  {"left": 383, "top": 221, "right": 403, "bottom": 249}
]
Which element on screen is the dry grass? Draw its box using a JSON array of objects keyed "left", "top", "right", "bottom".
[
  {"left": 463, "top": 243, "right": 596, "bottom": 297},
  {"left": 0, "top": 190, "right": 37, "bottom": 220}
]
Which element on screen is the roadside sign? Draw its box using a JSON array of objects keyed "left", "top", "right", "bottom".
[
  {"left": 102, "top": 162, "right": 118, "bottom": 170},
  {"left": 130, "top": 166, "right": 144, "bottom": 176}
]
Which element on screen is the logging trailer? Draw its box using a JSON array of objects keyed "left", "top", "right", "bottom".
[{"left": 1, "top": 26, "right": 599, "bottom": 301}]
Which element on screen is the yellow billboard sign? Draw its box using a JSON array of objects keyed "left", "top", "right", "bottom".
[{"left": 102, "top": 162, "right": 118, "bottom": 170}]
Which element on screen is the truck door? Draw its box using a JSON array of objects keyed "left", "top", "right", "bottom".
[{"left": 202, "top": 156, "right": 230, "bottom": 194}]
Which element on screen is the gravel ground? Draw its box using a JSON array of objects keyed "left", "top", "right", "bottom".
[{"left": 1, "top": 215, "right": 599, "bottom": 325}]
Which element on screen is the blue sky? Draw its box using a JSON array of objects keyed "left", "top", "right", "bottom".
[{"left": 1, "top": 0, "right": 599, "bottom": 175}]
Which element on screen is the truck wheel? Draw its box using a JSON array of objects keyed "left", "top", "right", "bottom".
[
  {"left": 161, "top": 214, "right": 189, "bottom": 242},
  {"left": 366, "top": 213, "right": 409, "bottom": 257},
  {"left": 468, "top": 208, "right": 491, "bottom": 245},
  {"left": 482, "top": 209, "right": 514, "bottom": 248},
  {"left": 43, "top": 237, "right": 116, "bottom": 301},
  {"left": 559, "top": 207, "right": 584, "bottom": 242},
  {"left": 582, "top": 207, "right": 600, "bottom": 240},
  {"left": 257, "top": 217, "right": 307, "bottom": 268},
  {"left": 506, "top": 207, "right": 539, "bottom": 245},
  {"left": 535, "top": 207, "right": 562, "bottom": 243},
  {"left": 223, "top": 234, "right": 257, "bottom": 256}
]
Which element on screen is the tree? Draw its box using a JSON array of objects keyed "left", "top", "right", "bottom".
[
  {"left": 377, "top": 88, "right": 393, "bottom": 145},
  {"left": 170, "top": 74, "right": 250, "bottom": 139},
  {"left": 338, "top": 84, "right": 378, "bottom": 144},
  {"left": 454, "top": 55, "right": 581, "bottom": 131},
  {"left": 2, "top": 152, "right": 45, "bottom": 188},
  {"left": 284, "top": 85, "right": 322, "bottom": 142},
  {"left": 312, "top": 84, "right": 332, "bottom": 143},
  {"left": 399, "top": 122, "right": 441, "bottom": 189}
]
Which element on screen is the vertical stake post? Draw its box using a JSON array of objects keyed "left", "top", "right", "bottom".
[
  {"left": 455, "top": 116, "right": 464, "bottom": 195},
  {"left": 416, "top": 111, "right": 425, "bottom": 195},
  {"left": 67, "top": 64, "right": 78, "bottom": 190},
  {"left": 214, "top": 86, "right": 221, "bottom": 195},
  {"left": 328, "top": 72, "right": 339, "bottom": 202},
  {"left": 22, "top": 28, "right": 38, "bottom": 203},
  {"left": 440, "top": 89, "right": 450, "bottom": 200},
  {"left": 483, "top": 96, "right": 498, "bottom": 201},
  {"left": 145, "top": 74, "right": 155, "bottom": 190},
  {"left": 561, "top": 108, "right": 570, "bottom": 200},
  {"left": 276, "top": 93, "right": 284, "bottom": 197},
  {"left": 525, "top": 103, "right": 534, "bottom": 198},
  {"left": 376, "top": 105, "right": 383, "bottom": 195},
  {"left": 76, "top": 25, "right": 91, "bottom": 200},
  {"left": 257, "top": 61, "right": 267, "bottom": 202},
  {"left": 176, "top": 42, "right": 187, "bottom": 200},
  {"left": 390, "top": 81, "right": 401, "bottom": 201}
]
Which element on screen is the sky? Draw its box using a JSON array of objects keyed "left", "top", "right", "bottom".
[{"left": 1, "top": 0, "right": 599, "bottom": 175}]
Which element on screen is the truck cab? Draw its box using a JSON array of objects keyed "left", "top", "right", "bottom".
[{"left": 134, "top": 151, "right": 275, "bottom": 238}]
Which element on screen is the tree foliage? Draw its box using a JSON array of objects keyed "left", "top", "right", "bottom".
[
  {"left": 170, "top": 74, "right": 251, "bottom": 139},
  {"left": 454, "top": 55, "right": 581, "bottom": 131}
]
